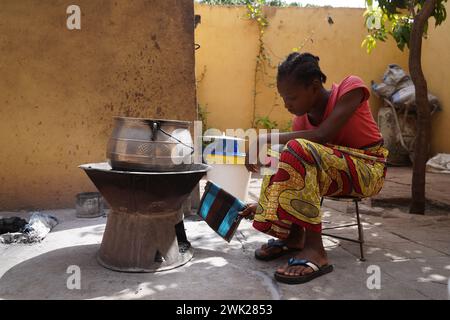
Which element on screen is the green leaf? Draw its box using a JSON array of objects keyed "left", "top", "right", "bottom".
[{"left": 362, "top": 34, "right": 377, "bottom": 54}]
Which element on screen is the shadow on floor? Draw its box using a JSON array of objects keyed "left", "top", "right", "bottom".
[{"left": 0, "top": 243, "right": 279, "bottom": 300}]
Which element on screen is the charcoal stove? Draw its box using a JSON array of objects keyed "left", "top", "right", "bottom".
[
  {"left": 79, "top": 113, "right": 210, "bottom": 272},
  {"left": 79, "top": 162, "right": 208, "bottom": 272}
]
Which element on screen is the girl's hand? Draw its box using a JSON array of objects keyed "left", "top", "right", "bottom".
[
  {"left": 244, "top": 134, "right": 271, "bottom": 173},
  {"left": 245, "top": 154, "right": 259, "bottom": 173},
  {"left": 238, "top": 203, "right": 258, "bottom": 220},
  {"left": 245, "top": 137, "right": 258, "bottom": 172}
]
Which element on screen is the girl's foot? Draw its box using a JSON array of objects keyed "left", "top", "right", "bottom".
[
  {"left": 276, "top": 228, "right": 330, "bottom": 281},
  {"left": 255, "top": 224, "right": 305, "bottom": 261},
  {"left": 254, "top": 239, "right": 303, "bottom": 261},
  {"left": 275, "top": 247, "right": 329, "bottom": 277}
]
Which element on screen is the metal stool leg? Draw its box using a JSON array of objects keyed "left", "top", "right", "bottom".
[
  {"left": 354, "top": 200, "right": 365, "bottom": 261},
  {"left": 321, "top": 196, "right": 367, "bottom": 261}
]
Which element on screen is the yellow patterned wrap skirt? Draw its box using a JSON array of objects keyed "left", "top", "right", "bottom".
[{"left": 253, "top": 139, "right": 388, "bottom": 237}]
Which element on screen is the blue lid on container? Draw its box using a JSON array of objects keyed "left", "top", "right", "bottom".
[{"left": 203, "top": 135, "right": 246, "bottom": 157}]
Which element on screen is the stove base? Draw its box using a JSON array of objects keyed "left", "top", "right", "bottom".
[
  {"left": 97, "top": 209, "right": 193, "bottom": 273},
  {"left": 97, "top": 247, "right": 194, "bottom": 273}
]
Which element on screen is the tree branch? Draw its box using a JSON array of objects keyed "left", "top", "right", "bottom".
[{"left": 409, "top": 0, "right": 436, "bottom": 87}]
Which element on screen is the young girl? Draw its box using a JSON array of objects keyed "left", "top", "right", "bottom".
[{"left": 240, "top": 52, "right": 388, "bottom": 284}]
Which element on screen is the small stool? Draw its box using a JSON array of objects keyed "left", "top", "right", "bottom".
[{"left": 320, "top": 196, "right": 366, "bottom": 261}]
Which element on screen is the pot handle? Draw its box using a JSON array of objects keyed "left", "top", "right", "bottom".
[{"left": 151, "top": 121, "right": 160, "bottom": 141}]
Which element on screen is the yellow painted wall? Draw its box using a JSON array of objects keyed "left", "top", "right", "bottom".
[
  {"left": 1, "top": 3, "right": 448, "bottom": 211},
  {"left": 195, "top": 4, "right": 450, "bottom": 155},
  {"left": 195, "top": 5, "right": 408, "bottom": 131},
  {"left": 0, "top": 0, "right": 196, "bottom": 210},
  {"left": 423, "top": 6, "right": 450, "bottom": 154},
  {"left": 195, "top": 5, "right": 260, "bottom": 130}
]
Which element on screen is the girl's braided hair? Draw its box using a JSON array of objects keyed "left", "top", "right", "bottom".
[{"left": 277, "top": 52, "right": 327, "bottom": 86}]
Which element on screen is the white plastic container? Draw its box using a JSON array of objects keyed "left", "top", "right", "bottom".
[
  {"left": 206, "top": 163, "right": 251, "bottom": 201},
  {"left": 203, "top": 135, "right": 251, "bottom": 202}
]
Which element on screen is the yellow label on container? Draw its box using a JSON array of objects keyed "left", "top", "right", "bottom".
[{"left": 205, "top": 154, "right": 246, "bottom": 165}]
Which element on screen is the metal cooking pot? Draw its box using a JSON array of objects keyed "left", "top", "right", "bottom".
[{"left": 106, "top": 117, "right": 194, "bottom": 172}]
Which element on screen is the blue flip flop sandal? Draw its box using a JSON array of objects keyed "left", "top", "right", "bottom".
[
  {"left": 254, "top": 239, "right": 301, "bottom": 261},
  {"left": 274, "top": 258, "right": 334, "bottom": 284}
]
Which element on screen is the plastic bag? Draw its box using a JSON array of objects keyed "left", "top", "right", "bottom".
[
  {"left": 0, "top": 212, "right": 58, "bottom": 244},
  {"left": 426, "top": 153, "right": 450, "bottom": 174}
]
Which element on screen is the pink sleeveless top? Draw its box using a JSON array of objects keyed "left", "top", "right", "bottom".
[{"left": 292, "top": 76, "right": 382, "bottom": 149}]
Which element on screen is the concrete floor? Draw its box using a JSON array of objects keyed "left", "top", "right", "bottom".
[{"left": 0, "top": 167, "right": 449, "bottom": 300}]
